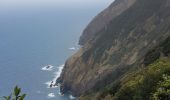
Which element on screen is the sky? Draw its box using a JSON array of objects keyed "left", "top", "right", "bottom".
[{"left": 0, "top": 0, "right": 114, "bottom": 10}]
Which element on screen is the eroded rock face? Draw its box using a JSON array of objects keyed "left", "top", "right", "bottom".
[
  {"left": 58, "top": 0, "right": 170, "bottom": 97},
  {"left": 79, "top": 0, "right": 136, "bottom": 45}
]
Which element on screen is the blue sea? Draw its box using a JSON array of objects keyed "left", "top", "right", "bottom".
[{"left": 0, "top": 1, "right": 113, "bottom": 100}]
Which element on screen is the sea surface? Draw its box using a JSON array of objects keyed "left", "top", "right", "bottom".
[{"left": 0, "top": 1, "right": 113, "bottom": 100}]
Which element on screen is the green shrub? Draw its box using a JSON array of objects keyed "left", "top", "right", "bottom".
[
  {"left": 3, "top": 86, "right": 26, "bottom": 100},
  {"left": 114, "top": 57, "right": 170, "bottom": 100},
  {"left": 152, "top": 74, "right": 170, "bottom": 100}
]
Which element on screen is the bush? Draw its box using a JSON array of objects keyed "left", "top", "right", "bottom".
[
  {"left": 3, "top": 86, "right": 26, "bottom": 100},
  {"left": 152, "top": 74, "right": 170, "bottom": 100}
]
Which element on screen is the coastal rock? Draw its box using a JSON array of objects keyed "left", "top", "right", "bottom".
[{"left": 58, "top": 0, "right": 170, "bottom": 98}]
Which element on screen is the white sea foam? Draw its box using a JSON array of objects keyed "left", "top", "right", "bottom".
[
  {"left": 44, "top": 64, "right": 76, "bottom": 99},
  {"left": 45, "top": 64, "right": 64, "bottom": 88},
  {"left": 41, "top": 65, "right": 54, "bottom": 71},
  {"left": 47, "top": 93, "right": 55, "bottom": 98},
  {"left": 69, "top": 44, "right": 81, "bottom": 51},
  {"left": 44, "top": 81, "right": 52, "bottom": 88},
  {"left": 69, "top": 47, "right": 76, "bottom": 50},
  {"left": 53, "top": 64, "right": 64, "bottom": 80},
  {"left": 69, "top": 95, "right": 76, "bottom": 100},
  {"left": 58, "top": 92, "right": 64, "bottom": 96},
  {"left": 44, "top": 81, "right": 58, "bottom": 89}
]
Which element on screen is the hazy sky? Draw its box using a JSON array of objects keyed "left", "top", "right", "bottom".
[{"left": 0, "top": 0, "right": 114, "bottom": 9}]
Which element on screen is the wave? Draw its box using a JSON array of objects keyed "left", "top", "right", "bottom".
[
  {"left": 41, "top": 65, "right": 54, "bottom": 71},
  {"left": 44, "top": 64, "right": 64, "bottom": 88},
  {"left": 47, "top": 93, "right": 55, "bottom": 98},
  {"left": 69, "top": 45, "right": 81, "bottom": 51},
  {"left": 58, "top": 92, "right": 64, "bottom": 96},
  {"left": 54, "top": 64, "right": 64, "bottom": 80},
  {"left": 69, "top": 47, "right": 76, "bottom": 50},
  {"left": 69, "top": 95, "right": 76, "bottom": 100},
  {"left": 44, "top": 64, "right": 76, "bottom": 99}
]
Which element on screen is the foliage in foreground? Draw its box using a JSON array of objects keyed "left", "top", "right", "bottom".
[{"left": 3, "top": 86, "right": 26, "bottom": 100}]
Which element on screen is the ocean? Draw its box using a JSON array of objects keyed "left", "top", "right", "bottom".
[{"left": 0, "top": 1, "right": 113, "bottom": 100}]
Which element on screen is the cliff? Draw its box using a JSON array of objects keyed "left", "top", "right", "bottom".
[
  {"left": 57, "top": 0, "right": 170, "bottom": 99},
  {"left": 79, "top": 0, "right": 136, "bottom": 45}
]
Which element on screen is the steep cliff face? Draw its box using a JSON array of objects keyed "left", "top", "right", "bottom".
[
  {"left": 58, "top": 0, "right": 170, "bottom": 99},
  {"left": 79, "top": 35, "right": 170, "bottom": 100},
  {"left": 79, "top": 0, "right": 136, "bottom": 45}
]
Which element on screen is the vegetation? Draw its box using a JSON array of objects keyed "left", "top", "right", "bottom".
[
  {"left": 80, "top": 57, "right": 170, "bottom": 100},
  {"left": 3, "top": 86, "right": 26, "bottom": 100},
  {"left": 81, "top": 35, "right": 170, "bottom": 99},
  {"left": 152, "top": 74, "right": 170, "bottom": 100},
  {"left": 114, "top": 57, "right": 170, "bottom": 100},
  {"left": 144, "top": 36, "right": 170, "bottom": 66}
]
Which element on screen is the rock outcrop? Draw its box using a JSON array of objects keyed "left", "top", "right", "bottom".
[{"left": 57, "top": 0, "right": 170, "bottom": 99}]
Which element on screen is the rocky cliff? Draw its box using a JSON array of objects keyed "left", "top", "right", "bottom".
[
  {"left": 79, "top": 0, "right": 136, "bottom": 45},
  {"left": 57, "top": 0, "right": 170, "bottom": 99}
]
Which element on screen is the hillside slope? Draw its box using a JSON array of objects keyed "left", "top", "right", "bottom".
[
  {"left": 79, "top": 0, "right": 136, "bottom": 45},
  {"left": 80, "top": 36, "right": 170, "bottom": 100},
  {"left": 57, "top": 0, "right": 170, "bottom": 99}
]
